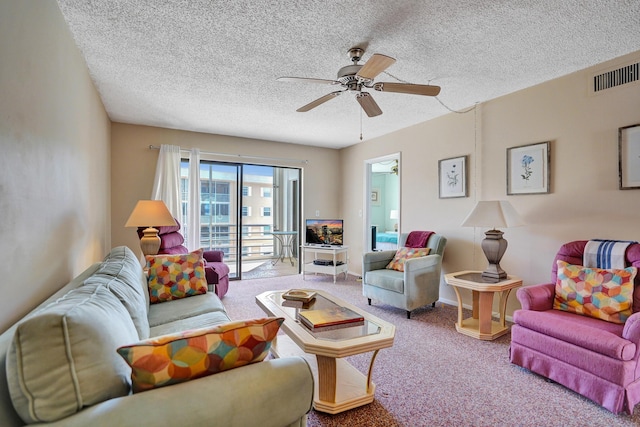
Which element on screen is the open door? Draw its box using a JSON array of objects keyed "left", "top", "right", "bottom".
[{"left": 364, "top": 153, "right": 401, "bottom": 253}]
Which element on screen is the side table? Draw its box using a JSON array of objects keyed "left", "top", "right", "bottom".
[{"left": 444, "top": 271, "right": 522, "bottom": 341}]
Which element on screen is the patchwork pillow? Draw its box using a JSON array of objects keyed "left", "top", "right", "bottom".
[
  {"left": 386, "top": 247, "right": 431, "bottom": 272},
  {"left": 117, "top": 317, "right": 284, "bottom": 392},
  {"left": 146, "top": 249, "right": 207, "bottom": 304},
  {"left": 553, "top": 260, "right": 637, "bottom": 324}
]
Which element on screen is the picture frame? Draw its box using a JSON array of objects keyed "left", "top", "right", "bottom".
[
  {"left": 438, "top": 155, "right": 468, "bottom": 198},
  {"left": 370, "top": 188, "right": 381, "bottom": 206},
  {"left": 619, "top": 124, "right": 640, "bottom": 190},
  {"left": 507, "top": 141, "right": 550, "bottom": 195}
]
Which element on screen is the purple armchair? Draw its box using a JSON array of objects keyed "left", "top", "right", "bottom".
[
  {"left": 138, "top": 221, "right": 229, "bottom": 298},
  {"left": 510, "top": 240, "right": 640, "bottom": 414}
]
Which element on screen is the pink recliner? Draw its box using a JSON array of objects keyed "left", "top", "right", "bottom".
[
  {"left": 138, "top": 221, "right": 230, "bottom": 298},
  {"left": 510, "top": 240, "right": 640, "bottom": 414}
]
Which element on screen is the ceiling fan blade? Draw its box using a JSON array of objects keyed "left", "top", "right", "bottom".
[
  {"left": 373, "top": 82, "right": 441, "bottom": 96},
  {"left": 277, "top": 77, "right": 340, "bottom": 85},
  {"left": 356, "top": 92, "right": 382, "bottom": 117},
  {"left": 296, "top": 91, "right": 343, "bottom": 112},
  {"left": 356, "top": 54, "right": 396, "bottom": 80}
]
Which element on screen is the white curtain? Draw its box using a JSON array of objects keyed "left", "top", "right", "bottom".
[
  {"left": 187, "top": 148, "right": 201, "bottom": 250},
  {"left": 151, "top": 145, "right": 182, "bottom": 224}
]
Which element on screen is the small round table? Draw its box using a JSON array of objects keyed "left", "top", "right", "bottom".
[
  {"left": 444, "top": 271, "right": 522, "bottom": 341},
  {"left": 267, "top": 231, "right": 297, "bottom": 266}
]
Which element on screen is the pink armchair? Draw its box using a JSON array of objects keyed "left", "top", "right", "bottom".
[
  {"left": 510, "top": 240, "right": 640, "bottom": 414},
  {"left": 138, "top": 221, "right": 229, "bottom": 298}
]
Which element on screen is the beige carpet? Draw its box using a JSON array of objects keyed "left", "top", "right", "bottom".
[{"left": 222, "top": 273, "right": 640, "bottom": 427}]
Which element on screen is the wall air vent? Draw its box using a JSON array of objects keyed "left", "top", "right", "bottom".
[{"left": 593, "top": 62, "right": 639, "bottom": 92}]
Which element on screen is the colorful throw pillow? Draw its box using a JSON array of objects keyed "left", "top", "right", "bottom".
[
  {"left": 386, "top": 247, "right": 431, "bottom": 272},
  {"left": 117, "top": 317, "right": 284, "bottom": 392},
  {"left": 146, "top": 249, "right": 207, "bottom": 304},
  {"left": 553, "top": 260, "right": 637, "bottom": 324}
]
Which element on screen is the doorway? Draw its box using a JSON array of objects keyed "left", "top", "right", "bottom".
[{"left": 364, "top": 153, "right": 401, "bottom": 252}]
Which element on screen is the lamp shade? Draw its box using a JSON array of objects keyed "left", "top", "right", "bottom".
[
  {"left": 389, "top": 209, "right": 399, "bottom": 220},
  {"left": 461, "top": 200, "right": 525, "bottom": 229},
  {"left": 125, "top": 200, "right": 177, "bottom": 228}
]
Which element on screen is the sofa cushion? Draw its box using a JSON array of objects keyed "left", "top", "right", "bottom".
[
  {"left": 148, "top": 292, "right": 227, "bottom": 327},
  {"left": 150, "top": 311, "right": 232, "bottom": 337},
  {"left": 89, "top": 246, "right": 151, "bottom": 339},
  {"left": 513, "top": 308, "right": 634, "bottom": 360},
  {"left": 364, "top": 269, "right": 405, "bottom": 293},
  {"left": 553, "top": 260, "right": 636, "bottom": 324},
  {"left": 117, "top": 317, "right": 284, "bottom": 392},
  {"left": 6, "top": 284, "right": 139, "bottom": 424},
  {"left": 146, "top": 249, "right": 208, "bottom": 303},
  {"left": 386, "top": 247, "right": 430, "bottom": 272}
]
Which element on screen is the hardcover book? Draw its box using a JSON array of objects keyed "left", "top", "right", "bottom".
[{"left": 298, "top": 306, "right": 365, "bottom": 331}]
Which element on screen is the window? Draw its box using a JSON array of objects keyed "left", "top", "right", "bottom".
[
  {"left": 261, "top": 187, "right": 272, "bottom": 198},
  {"left": 242, "top": 186, "right": 251, "bottom": 197},
  {"left": 262, "top": 207, "right": 271, "bottom": 217},
  {"left": 242, "top": 206, "right": 251, "bottom": 217}
]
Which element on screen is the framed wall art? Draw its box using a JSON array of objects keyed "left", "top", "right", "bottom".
[
  {"left": 438, "top": 155, "right": 468, "bottom": 198},
  {"left": 619, "top": 124, "right": 640, "bottom": 190},
  {"left": 507, "top": 141, "right": 550, "bottom": 195},
  {"left": 371, "top": 188, "right": 381, "bottom": 206}
]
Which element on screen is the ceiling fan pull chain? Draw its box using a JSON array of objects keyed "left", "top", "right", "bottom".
[{"left": 360, "top": 106, "right": 363, "bottom": 141}]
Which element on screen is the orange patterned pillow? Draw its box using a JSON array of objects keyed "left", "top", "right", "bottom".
[
  {"left": 386, "top": 247, "right": 431, "bottom": 272},
  {"left": 553, "top": 260, "right": 637, "bottom": 324},
  {"left": 117, "top": 317, "right": 284, "bottom": 392},
  {"left": 146, "top": 249, "right": 207, "bottom": 303}
]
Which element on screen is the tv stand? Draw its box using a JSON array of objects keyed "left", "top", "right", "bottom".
[{"left": 302, "top": 245, "right": 348, "bottom": 283}]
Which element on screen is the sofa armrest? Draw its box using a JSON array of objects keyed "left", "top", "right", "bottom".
[
  {"left": 516, "top": 283, "right": 555, "bottom": 311},
  {"left": 623, "top": 312, "right": 640, "bottom": 344},
  {"left": 42, "top": 358, "right": 313, "bottom": 427},
  {"left": 362, "top": 250, "right": 396, "bottom": 273},
  {"left": 203, "top": 250, "right": 224, "bottom": 263}
]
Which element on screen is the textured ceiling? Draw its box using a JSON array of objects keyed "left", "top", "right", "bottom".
[{"left": 56, "top": 1, "right": 640, "bottom": 149}]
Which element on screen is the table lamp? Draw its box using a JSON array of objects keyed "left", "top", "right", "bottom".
[
  {"left": 461, "top": 200, "right": 524, "bottom": 281},
  {"left": 125, "top": 200, "right": 177, "bottom": 256},
  {"left": 389, "top": 209, "right": 399, "bottom": 232}
]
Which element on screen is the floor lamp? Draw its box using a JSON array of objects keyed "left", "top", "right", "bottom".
[
  {"left": 461, "top": 200, "right": 525, "bottom": 281},
  {"left": 125, "top": 200, "right": 177, "bottom": 256}
]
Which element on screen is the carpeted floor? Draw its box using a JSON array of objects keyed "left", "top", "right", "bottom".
[{"left": 222, "top": 273, "right": 640, "bottom": 427}]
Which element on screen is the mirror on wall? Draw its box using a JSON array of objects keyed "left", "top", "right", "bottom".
[{"left": 364, "top": 153, "right": 400, "bottom": 253}]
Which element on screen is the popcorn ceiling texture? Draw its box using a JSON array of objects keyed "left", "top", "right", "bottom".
[{"left": 56, "top": 0, "right": 640, "bottom": 148}]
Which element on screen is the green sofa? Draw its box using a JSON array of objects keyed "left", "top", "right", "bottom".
[{"left": 0, "top": 246, "right": 313, "bottom": 426}]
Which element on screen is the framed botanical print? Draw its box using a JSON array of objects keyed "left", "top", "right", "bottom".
[
  {"left": 507, "top": 142, "right": 550, "bottom": 195},
  {"left": 619, "top": 124, "right": 640, "bottom": 190},
  {"left": 438, "top": 155, "right": 468, "bottom": 198}
]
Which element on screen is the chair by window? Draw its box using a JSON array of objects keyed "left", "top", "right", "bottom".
[{"left": 138, "top": 219, "right": 230, "bottom": 298}]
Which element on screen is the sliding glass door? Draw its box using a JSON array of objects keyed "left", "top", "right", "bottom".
[{"left": 181, "top": 160, "right": 301, "bottom": 280}]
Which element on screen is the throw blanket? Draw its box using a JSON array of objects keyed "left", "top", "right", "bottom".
[
  {"left": 405, "top": 231, "right": 434, "bottom": 248},
  {"left": 584, "top": 239, "right": 637, "bottom": 269}
]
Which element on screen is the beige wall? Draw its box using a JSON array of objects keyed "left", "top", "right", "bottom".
[
  {"left": 0, "top": 1, "right": 111, "bottom": 332},
  {"left": 110, "top": 123, "right": 341, "bottom": 256},
  {"left": 342, "top": 51, "right": 640, "bottom": 316}
]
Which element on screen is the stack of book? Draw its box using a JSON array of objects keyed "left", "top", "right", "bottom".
[{"left": 298, "top": 306, "right": 365, "bottom": 332}]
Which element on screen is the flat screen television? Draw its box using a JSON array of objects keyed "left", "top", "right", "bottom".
[{"left": 305, "top": 219, "right": 343, "bottom": 246}]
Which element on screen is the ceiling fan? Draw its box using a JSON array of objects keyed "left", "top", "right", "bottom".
[{"left": 277, "top": 47, "right": 441, "bottom": 117}]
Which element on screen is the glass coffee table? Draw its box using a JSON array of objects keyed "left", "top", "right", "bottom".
[{"left": 256, "top": 289, "right": 395, "bottom": 414}]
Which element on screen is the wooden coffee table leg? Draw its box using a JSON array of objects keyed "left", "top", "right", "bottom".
[
  {"left": 316, "top": 355, "right": 337, "bottom": 402},
  {"left": 366, "top": 350, "right": 380, "bottom": 393}
]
